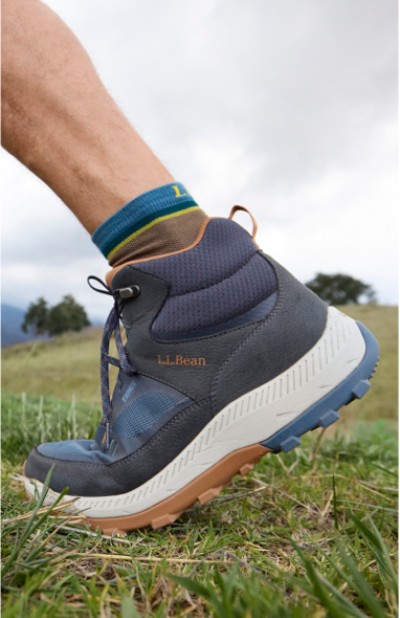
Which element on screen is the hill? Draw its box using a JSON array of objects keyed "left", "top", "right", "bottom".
[
  {"left": 0, "top": 304, "right": 48, "bottom": 348},
  {"left": 2, "top": 325, "right": 103, "bottom": 404},
  {"left": 1, "top": 305, "right": 398, "bottom": 423}
]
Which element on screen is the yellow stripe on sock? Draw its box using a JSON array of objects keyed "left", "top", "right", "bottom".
[{"left": 107, "top": 206, "right": 201, "bottom": 261}]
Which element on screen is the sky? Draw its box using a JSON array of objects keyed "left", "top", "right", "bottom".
[{"left": 1, "top": 0, "right": 398, "bottom": 320}]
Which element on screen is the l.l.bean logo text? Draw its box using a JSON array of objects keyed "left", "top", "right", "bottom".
[{"left": 157, "top": 354, "right": 206, "bottom": 367}]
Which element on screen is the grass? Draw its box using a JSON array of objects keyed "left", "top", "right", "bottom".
[
  {"left": 1, "top": 304, "right": 398, "bottom": 616},
  {"left": 1, "top": 327, "right": 104, "bottom": 404},
  {"left": 1, "top": 395, "right": 398, "bottom": 616},
  {"left": 340, "top": 305, "right": 398, "bottom": 422}
]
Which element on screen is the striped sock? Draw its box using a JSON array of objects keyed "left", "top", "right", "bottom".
[{"left": 92, "top": 182, "right": 207, "bottom": 265}]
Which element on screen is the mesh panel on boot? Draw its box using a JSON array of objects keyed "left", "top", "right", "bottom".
[{"left": 111, "top": 372, "right": 190, "bottom": 444}]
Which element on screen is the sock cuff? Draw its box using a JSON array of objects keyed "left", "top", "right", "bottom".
[{"left": 92, "top": 182, "right": 199, "bottom": 259}]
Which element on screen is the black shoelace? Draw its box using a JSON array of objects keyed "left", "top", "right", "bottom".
[{"left": 87, "top": 276, "right": 140, "bottom": 448}]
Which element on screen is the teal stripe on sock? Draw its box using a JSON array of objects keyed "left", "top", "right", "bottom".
[{"left": 92, "top": 182, "right": 198, "bottom": 258}]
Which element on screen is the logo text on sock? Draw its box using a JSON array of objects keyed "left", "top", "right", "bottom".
[
  {"left": 171, "top": 184, "right": 188, "bottom": 198},
  {"left": 157, "top": 354, "right": 206, "bottom": 367}
]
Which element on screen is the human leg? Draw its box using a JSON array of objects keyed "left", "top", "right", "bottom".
[{"left": 1, "top": 0, "right": 205, "bottom": 260}]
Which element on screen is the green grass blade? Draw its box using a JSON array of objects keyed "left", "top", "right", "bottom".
[
  {"left": 292, "top": 542, "right": 351, "bottom": 618},
  {"left": 349, "top": 513, "right": 398, "bottom": 596},
  {"left": 336, "top": 543, "right": 386, "bottom": 618},
  {"left": 120, "top": 595, "right": 140, "bottom": 618}
]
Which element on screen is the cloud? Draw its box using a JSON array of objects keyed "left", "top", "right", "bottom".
[{"left": 1, "top": 0, "right": 397, "bottom": 316}]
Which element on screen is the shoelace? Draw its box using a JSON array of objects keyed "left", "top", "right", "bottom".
[{"left": 88, "top": 276, "right": 139, "bottom": 448}]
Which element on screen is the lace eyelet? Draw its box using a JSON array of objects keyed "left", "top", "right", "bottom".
[{"left": 118, "top": 285, "right": 141, "bottom": 299}]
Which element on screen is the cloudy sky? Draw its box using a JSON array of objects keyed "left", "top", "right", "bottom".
[{"left": 2, "top": 0, "right": 398, "bottom": 320}]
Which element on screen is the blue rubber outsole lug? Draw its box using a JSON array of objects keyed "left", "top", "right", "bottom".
[
  {"left": 318, "top": 410, "right": 340, "bottom": 428},
  {"left": 352, "top": 379, "right": 371, "bottom": 399},
  {"left": 280, "top": 436, "right": 301, "bottom": 452},
  {"left": 261, "top": 321, "right": 379, "bottom": 453}
]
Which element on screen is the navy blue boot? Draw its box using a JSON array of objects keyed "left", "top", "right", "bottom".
[{"left": 24, "top": 213, "right": 379, "bottom": 533}]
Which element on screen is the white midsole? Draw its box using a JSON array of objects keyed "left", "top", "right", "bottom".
[{"left": 24, "top": 307, "right": 365, "bottom": 518}]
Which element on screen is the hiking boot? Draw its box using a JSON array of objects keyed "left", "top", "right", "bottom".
[{"left": 24, "top": 210, "right": 379, "bottom": 534}]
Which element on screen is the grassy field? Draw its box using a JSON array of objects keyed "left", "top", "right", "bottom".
[{"left": 1, "top": 305, "right": 398, "bottom": 617}]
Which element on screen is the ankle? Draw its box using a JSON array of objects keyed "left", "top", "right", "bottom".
[{"left": 92, "top": 182, "right": 207, "bottom": 265}]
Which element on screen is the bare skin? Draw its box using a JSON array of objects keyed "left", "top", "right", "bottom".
[{"left": 1, "top": 0, "right": 173, "bottom": 233}]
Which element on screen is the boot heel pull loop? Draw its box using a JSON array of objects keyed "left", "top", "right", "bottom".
[{"left": 228, "top": 205, "right": 258, "bottom": 240}]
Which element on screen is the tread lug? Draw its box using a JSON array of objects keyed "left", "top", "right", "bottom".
[
  {"left": 280, "top": 436, "right": 301, "bottom": 452},
  {"left": 318, "top": 410, "right": 340, "bottom": 428},
  {"left": 198, "top": 486, "right": 223, "bottom": 505},
  {"left": 151, "top": 512, "right": 182, "bottom": 529},
  {"left": 239, "top": 463, "right": 255, "bottom": 476},
  {"left": 352, "top": 379, "right": 371, "bottom": 399}
]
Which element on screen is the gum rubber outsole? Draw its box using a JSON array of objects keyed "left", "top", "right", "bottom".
[
  {"left": 24, "top": 321, "right": 379, "bottom": 535},
  {"left": 86, "top": 444, "right": 269, "bottom": 535}
]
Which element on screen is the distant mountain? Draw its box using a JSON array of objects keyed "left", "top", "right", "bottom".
[
  {"left": 1, "top": 303, "right": 52, "bottom": 348},
  {"left": 1, "top": 304, "right": 32, "bottom": 347}
]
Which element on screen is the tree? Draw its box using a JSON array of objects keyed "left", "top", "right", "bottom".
[
  {"left": 22, "top": 295, "right": 90, "bottom": 336},
  {"left": 46, "top": 295, "right": 90, "bottom": 335},
  {"left": 305, "top": 273, "right": 377, "bottom": 305},
  {"left": 22, "top": 297, "right": 49, "bottom": 335}
]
